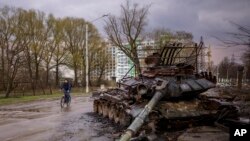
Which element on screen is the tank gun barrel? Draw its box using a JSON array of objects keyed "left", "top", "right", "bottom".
[{"left": 120, "top": 79, "right": 169, "bottom": 141}]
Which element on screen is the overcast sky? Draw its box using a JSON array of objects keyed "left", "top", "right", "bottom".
[{"left": 1, "top": 0, "right": 249, "bottom": 65}]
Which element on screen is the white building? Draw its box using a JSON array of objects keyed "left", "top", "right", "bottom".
[
  {"left": 105, "top": 45, "right": 116, "bottom": 80},
  {"left": 115, "top": 49, "right": 133, "bottom": 81},
  {"left": 105, "top": 40, "right": 156, "bottom": 81}
]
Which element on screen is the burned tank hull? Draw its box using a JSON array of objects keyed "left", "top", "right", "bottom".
[
  {"left": 93, "top": 76, "right": 238, "bottom": 128},
  {"left": 92, "top": 42, "right": 239, "bottom": 140}
]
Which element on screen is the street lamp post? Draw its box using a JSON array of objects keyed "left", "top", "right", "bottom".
[
  {"left": 85, "top": 24, "right": 89, "bottom": 93},
  {"left": 85, "top": 14, "right": 108, "bottom": 94}
]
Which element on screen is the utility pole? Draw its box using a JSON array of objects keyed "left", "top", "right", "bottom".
[
  {"left": 85, "top": 24, "right": 89, "bottom": 93},
  {"left": 85, "top": 14, "right": 108, "bottom": 94}
]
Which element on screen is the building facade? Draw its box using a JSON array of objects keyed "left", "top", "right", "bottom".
[
  {"left": 105, "top": 40, "right": 156, "bottom": 81},
  {"left": 104, "top": 45, "right": 116, "bottom": 80}
]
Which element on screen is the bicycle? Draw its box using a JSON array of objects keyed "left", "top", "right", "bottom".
[{"left": 60, "top": 92, "right": 71, "bottom": 108}]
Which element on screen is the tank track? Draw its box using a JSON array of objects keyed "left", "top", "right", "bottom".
[
  {"left": 93, "top": 99, "right": 132, "bottom": 127},
  {"left": 93, "top": 98, "right": 239, "bottom": 132}
]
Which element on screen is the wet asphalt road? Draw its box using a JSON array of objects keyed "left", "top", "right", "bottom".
[{"left": 0, "top": 96, "right": 116, "bottom": 141}]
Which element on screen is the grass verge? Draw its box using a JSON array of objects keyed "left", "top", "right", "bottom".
[{"left": 0, "top": 92, "right": 90, "bottom": 106}]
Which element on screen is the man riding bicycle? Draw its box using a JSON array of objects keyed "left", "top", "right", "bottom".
[{"left": 61, "top": 79, "right": 72, "bottom": 103}]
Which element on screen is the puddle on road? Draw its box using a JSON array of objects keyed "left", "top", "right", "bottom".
[
  {"left": 61, "top": 107, "right": 72, "bottom": 112},
  {"left": 83, "top": 112, "right": 125, "bottom": 136},
  {"left": 0, "top": 107, "right": 54, "bottom": 120},
  {"left": 48, "top": 112, "right": 124, "bottom": 141},
  {"left": 0, "top": 105, "right": 52, "bottom": 113}
]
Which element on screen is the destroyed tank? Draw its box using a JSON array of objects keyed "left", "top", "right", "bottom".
[{"left": 92, "top": 41, "right": 239, "bottom": 141}]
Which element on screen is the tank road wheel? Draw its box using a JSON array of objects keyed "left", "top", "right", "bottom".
[
  {"left": 114, "top": 106, "right": 120, "bottom": 124},
  {"left": 93, "top": 100, "right": 99, "bottom": 113},
  {"left": 119, "top": 111, "right": 131, "bottom": 127},
  {"left": 102, "top": 102, "right": 109, "bottom": 117},
  {"left": 97, "top": 101, "right": 103, "bottom": 115},
  {"left": 108, "top": 104, "right": 115, "bottom": 121}
]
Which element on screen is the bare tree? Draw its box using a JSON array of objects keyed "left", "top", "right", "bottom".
[
  {"left": 87, "top": 24, "right": 108, "bottom": 86},
  {"left": 44, "top": 15, "right": 68, "bottom": 87},
  {"left": 89, "top": 41, "right": 109, "bottom": 85},
  {"left": 43, "top": 14, "right": 56, "bottom": 87},
  {"left": 217, "top": 22, "right": 250, "bottom": 80},
  {"left": 150, "top": 28, "right": 173, "bottom": 48},
  {"left": 49, "top": 17, "right": 68, "bottom": 87},
  {"left": 215, "top": 22, "right": 250, "bottom": 59},
  {"left": 149, "top": 29, "right": 194, "bottom": 48},
  {"left": 16, "top": 9, "right": 47, "bottom": 95},
  {"left": 219, "top": 22, "right": 250, "bottom": 47},
  {"left": 62, "top": 17, "right": 86, "bottom": 86},
  {"left": 0, "top": 6, "right": 25, "bottom": 97},
  {"left": 0, "top": 5, "right": 110, "bottom": 96},
  {"left": 104, "top": 0, "right": 150, "bottom": 74}
]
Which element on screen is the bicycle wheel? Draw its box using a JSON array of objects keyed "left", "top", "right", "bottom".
[
  {"left": 66, "top": 96, "right": 71, "bottom": 107},
  {"left": 60, "top": 96, "right": 65, "bottom": 108}
]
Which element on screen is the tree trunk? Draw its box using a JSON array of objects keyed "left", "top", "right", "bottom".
[
  {"left": 34, "top": 63, "right": 40, "bottom": 95},
  {"left": 39, "top": 80, "right": 46, "bottom": 95},
  {"left": 74, "top": 66, "right": 78, "bottom": 87},
  {"left": 26, "top": 49, "right": 36, "bottom": 95},
  {"left": 89, "top": 74, "right": 92, "bottom": 87},
  {"left": 88, "top": 65, "right": 91, "bottom": 87},
  {"left": 49, "top": 83, "right": 52, "bottom": 94},
  {"left": 132, "top": 53, "right": 141, "bottom": 76},
  {"left": 35, "top": 63, "right": 39, "bottom": 82},
  {"left": 55, "top": 60, "right": 59, "bottom": 87},
  {"left": 97, "top": 67, "right": 105, "bottom": 85},
  {"left": 82, "top": 68, "right": 86, "bottom": 86},
  {"left": 1, "top": 47, "right": 6, "bottom": 89},
  {"left": 31, "top": 79, "right": 36, "bottom": 96},
  {"left": 5, "top": 76, "right": 14, "bottom": 98},
  {"left": 46, "top": 63, "right": 49, "bottom": 86},
  {"left": 5, "top": 88, "right": 11, "bottom": 98}
]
